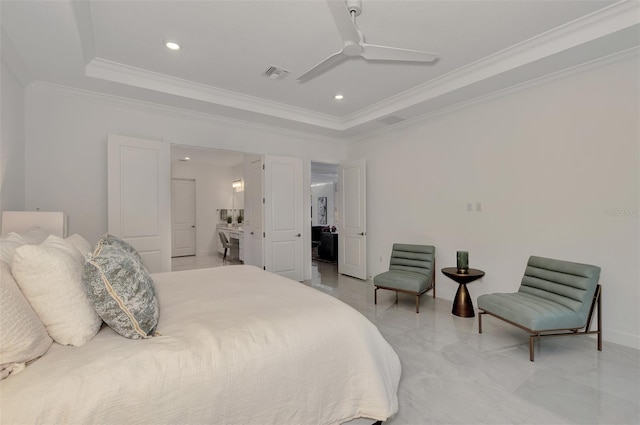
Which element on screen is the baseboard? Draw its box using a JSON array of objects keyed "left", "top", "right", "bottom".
[
  {"left": 197, "top": 250, "right": 216, "bottom": 257},
  {"left": 603, "top": 328, "right": 640, "bottom": 350}
]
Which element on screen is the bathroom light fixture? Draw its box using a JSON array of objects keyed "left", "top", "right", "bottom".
[
  {"left": 232, "top": 179, "right": 244, "bottom": 192},
  {"left": 334, "top": 94, "right": 344, "bottom": 100},
  {"left": 165, "top": 41, "right": 180, "bottom": 51}
]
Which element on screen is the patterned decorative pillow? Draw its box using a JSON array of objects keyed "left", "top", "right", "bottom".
[
  {"left": 83, "top": 241, "right": 158, "bottom": 339},
  {"left": 96, "top": 233, "right": 144, "bottom": 268}
]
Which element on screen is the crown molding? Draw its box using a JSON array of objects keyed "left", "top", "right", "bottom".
[
  {"left": 26, "top": 81, "right": 345, "bottom": 144},
  {"left": 73, "top": 0, "right": 639, "bottom": 138},
  {"left": 344, "top": 0, "right": 640, "bottom": 128},
  {"left": 85, "top": 58, "right": 346, "bottom": 130},
  {"left": 348, "top": 46, "right": 640, "bottom": 144}
]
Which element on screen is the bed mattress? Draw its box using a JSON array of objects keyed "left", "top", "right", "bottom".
[{"left": 0, "top": 265, "right": 401, "bottom": 424}]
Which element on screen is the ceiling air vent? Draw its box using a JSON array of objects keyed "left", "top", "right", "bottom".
[
  {"left": 263, "top": 66, "right": 290, "bottom": 80},
  {"left": 376, "top": 115, "right": 406, "bottom": 125}
]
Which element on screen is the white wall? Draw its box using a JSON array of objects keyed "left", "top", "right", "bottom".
[
  {"left": 172, "top": 160, "right": 234, "bottom": 256},
  {"left": 349, "top": 54, "right": 640, "bottom": 349},
  {"left": 23, "top": 84, "right": 347, "bottom": 245},
  {"left": 0, "top": 60, "right": 26, "bottom": 212}
]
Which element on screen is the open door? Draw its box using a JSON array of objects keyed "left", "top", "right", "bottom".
[
  {"left": 243, "top": 156, "right": 264, "bottom": 268},
  {"left": 338, "top": 159, "right": 367, "bottom": 280},
  {"left": 107, "top": 134, "right": 171, "bottom": 273},
  {"left": 264, "top": 155, "right": 304, "bottom": 281}
]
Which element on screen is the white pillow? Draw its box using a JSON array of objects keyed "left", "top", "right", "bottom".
[
  {"left": 18, "top": 227, "right": 49, "bottom": 245},
  {"left": 0, "top": 233, "right": 25, "bottom": 266},
  {"left": 0, "top": 228, "right": 50, "bottom": 266},
  {"left": 11, "top": 235, "right": 102, "bottom": 346},
  {"left": 0, "top": 260, "right": 52, "bottom": 379},
  {"left": 65, "top": 233, "right": 92, "bottom": 257}
]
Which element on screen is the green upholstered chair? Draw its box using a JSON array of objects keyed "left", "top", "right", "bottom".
[
  {"left": 374, "top": 244, "right": 435, "bottom": 313},
  {"left": 478, "top": 255, "right": 602, "bottom": 361}
]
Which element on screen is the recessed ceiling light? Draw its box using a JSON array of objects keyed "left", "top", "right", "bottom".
[
  {"left": 334, "top": 94, "right": 344, "bottom": 100},
  {"left": 165, "top": 41, "right": 181, "bottom": 51}
]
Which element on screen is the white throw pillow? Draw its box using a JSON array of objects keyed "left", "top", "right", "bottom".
[
  {"left": 0, "top": 233, "right": 25, "bottom": 266},
  {"left": 0, "top": 260, "right": 52, "bottom": 379},
  {"left": 0, "top": 228, "right": 50, "bottom": 266},
  {"left": 65, "top": 233, "right": 92, "bottom": 257},
  {"left": 11, "top": 235, "right": 102, "bottom": 346},
  {"left": 18, "top": 227, "right": 49, "bottom": 245}
]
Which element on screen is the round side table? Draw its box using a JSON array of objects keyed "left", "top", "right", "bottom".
[{"left": 441, "top": 267, "right": 485, "bottom": 317}]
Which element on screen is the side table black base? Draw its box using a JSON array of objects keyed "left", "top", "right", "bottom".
[
  {"left": 452, "top": 283, "right": 474, "bottom": 317},
  {"left": 441, "top": 267, "right": 485, "bottom": 319}
]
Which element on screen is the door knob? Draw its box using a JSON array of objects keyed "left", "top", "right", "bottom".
[
  {"left": 358, "top": 232, "right": 366, "bottom": 236},
  {"left": 296, "top": 233, "right": 301, "bottom": 237},
  {"left": 250, "top": 231, "right": 254, "bottom": 235},
  {"left": 192, "top": 225, "right": 195, "bottom": 228}
]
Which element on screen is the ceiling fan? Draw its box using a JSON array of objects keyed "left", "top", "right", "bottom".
[{"left": 298, "top": 0, "right": 439, "bottom": 82}]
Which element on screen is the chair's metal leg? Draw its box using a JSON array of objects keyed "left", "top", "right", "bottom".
[
  {"left": 586, "top": 285, "right": 603, "bottom": 352},
  {"left": 478, "top": 311, "right": 483, "bottom": 334},
  {"left": 395, "top": 291, "right": 398, "bottom": 304},
  {"left": 597, "top": 287, "right": 602, "bottom": 351},
  {"left": 432, "top": 266, "right": 436, "bottom": 298},
  {"left": 374, "top": 287, "right": 378, "bottom": 305},
  {"left": 416, "top": 295, "right": 420, "bottom": 313},
  {"left": 529, "top": 335, "right": 535, "bottom": 362}
]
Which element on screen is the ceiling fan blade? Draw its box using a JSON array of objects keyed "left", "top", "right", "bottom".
[
  {"left": 297, "top": 51, "right": 349, "bottom": 82},
  {"left": 326, "top": 0, "right": 361, "bottom": 45},
  {"left": 361, "top": 44, "right": 439, "bottom": 62}
]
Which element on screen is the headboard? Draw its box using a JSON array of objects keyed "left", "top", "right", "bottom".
[{"left": 1, "top": 211, "right": 65, "bottom": 237}]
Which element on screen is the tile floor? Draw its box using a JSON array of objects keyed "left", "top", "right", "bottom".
[
  {"left": 171, "top": 253, "right": 241, "bottom": 271},
  {"left": 173, "top": 255, "right": 640, "bottom": 425}
]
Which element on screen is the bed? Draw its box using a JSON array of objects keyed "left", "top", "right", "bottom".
[{"left": 0, "top": 212, "right": 401, "bottom": 424}]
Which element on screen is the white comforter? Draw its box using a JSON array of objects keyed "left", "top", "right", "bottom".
[{"left": 0, "top": 265, "right": 401, "bottom": 424}]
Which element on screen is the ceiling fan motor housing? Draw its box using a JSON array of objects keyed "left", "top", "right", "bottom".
[{"left": 345, "top": 0, "right": 362, "bottom": 16}]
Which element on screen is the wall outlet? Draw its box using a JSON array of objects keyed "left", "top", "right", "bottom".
[
  {"left": 476, "top": 202, "right": 482, "bottom": 211},
  {"left": 466, "top": 202, "right": 473, "bottom": 211}
]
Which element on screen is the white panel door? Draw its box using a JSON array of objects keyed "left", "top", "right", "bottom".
[
  {"left": 264, "top": 155, "right": 303, "bottom": 281},
  {"left": 338, "top": 159, "right": 367, "bottom": 280},
  {"left": 171, "top": 178, "right": 196, "bottom": 257},
  {"left": 107, "top": 134, "right": 171, "bottom": 273},
  {"left": 244, "top": 158, "right": 264, "bottom": 268}
]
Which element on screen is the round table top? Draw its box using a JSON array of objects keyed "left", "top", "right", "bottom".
[{"left": 441, "top": 267, "right": 485, "bottom": 284}]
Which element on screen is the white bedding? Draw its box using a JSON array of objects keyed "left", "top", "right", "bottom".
[{"left": 0, "top": 265, "right": 401, "bottom": 424}]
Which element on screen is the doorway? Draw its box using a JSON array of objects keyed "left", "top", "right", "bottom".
[
  {"left": 171, "top": 178, "right": 196, "bottom": 257},
  {"left": 310, "top": 162, "right": 338, "bottom": 264},
  {"left": 171, "top": 145, "right": 245, "bottom": 269}
]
